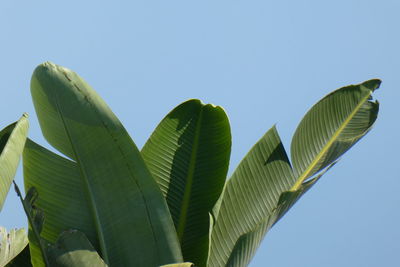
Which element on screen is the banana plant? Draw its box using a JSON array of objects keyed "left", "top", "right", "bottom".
[
  {"left": 0, "top": 62, "right": 380, "bottom": 267},
  {"left": 142, "top": 79, "right": 380, "bottom": 266}
]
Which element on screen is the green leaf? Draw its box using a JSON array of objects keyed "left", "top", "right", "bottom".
[
  {"left": 209, "top": 126, "right": 294, "bottom": 267},
  {"left": 209, "top": 79, "right": 380, "bottom": 267},
  {"left": 0, "top": 227, "right": 29, "bottom": 266},
  {"left": 141, "top": 99, "right": 231, "bottom": 266},
  {"left": 222, "top": 164, "right": 333, "bottom": 267},
  {"left": 25, "top": 62, "right": 182, "bottom": 267},
  {"left": 290, "top": 79, "right": 380, "bottom": 190},
  {"left": 48, "top": 230, "right": 107, "bottom": 267},
  {"left": 0, "top": 114, "right": 29, "bottom": 211}
]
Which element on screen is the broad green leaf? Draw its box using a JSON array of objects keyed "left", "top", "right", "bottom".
[
  {"left": 209, "top": 79, "right": 380, "bottom": 267},
  {"left": 0, "top": 227, "right": 28, "bottom": 266},
  {"left": 290, "top": 79, "right": 380, "bottom": 189},
  {"left": 142, "top": 99, "right": 231, "bottom": 266},
  {"left": 48, "top": 230, "right": 107, "bottom": 267},
  {"left": 25, "top": 62, "right": 182, "bottom": 267},
  {"left": 208, "top": 126, "right": 294, "bottom": 267},
  {"left": 0, "top": 114, "right": 29, "bottom": 211}
]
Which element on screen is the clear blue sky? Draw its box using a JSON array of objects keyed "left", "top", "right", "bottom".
[{"left": 1, "top": 1, "right": 399, "bottom": 266}]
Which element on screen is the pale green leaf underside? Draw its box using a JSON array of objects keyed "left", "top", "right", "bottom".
[
  {"left": 0, "top": 115, "right": 29, "bottom": 211},
  {"left": 0, "top": 227, "right": 28, "bottom": 266},
  {"left": 48, "top": 230, "right": 107, "bottom": 267},
  {"left": 26, "top": 62, "right": 182, "bottom": 267},
  {"left": 209, "top": 79, "right": 380, "bottom": 267},
  {"left": 142, "top": 99, "right": 231, "bottom": 266}
]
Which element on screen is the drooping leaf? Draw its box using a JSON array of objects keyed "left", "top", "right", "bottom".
[
  {"left": 0, "top": 114, "right": 29, "bottom": 211},
  {"left": 0, "top": 227, "right": 29, "bottom": 266},
  {"left": 47, "top": 230, "right": 107, "bottom": 267},
  {"left": 142, "top": 99, "right": 231, "bottom": 265},
  {"left": 209, "top": 79, "right": 380, "bottom": 267},
  {"left": 25, "top": 62, "right": 182, "bottom": 267}
]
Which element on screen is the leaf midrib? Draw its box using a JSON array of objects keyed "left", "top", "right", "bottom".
[
  {"left": 176, "top": 107, "right": 204, "bottom": 241},
  {"left": 291, "top": 90, "right": 372, "bottom": 191}
]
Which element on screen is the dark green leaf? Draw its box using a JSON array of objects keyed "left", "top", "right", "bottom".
[
  {"left": 142, "top": 99, "right": 231, "bottom": 265},
  {"left": 48, "top": 230, "right": 107, "bottom": 267}
]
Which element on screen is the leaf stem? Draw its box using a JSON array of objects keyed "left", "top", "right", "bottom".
[{"left": 13, "top": 181, "right": 51, "bottom": 267}]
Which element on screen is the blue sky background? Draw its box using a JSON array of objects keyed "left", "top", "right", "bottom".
[{"left": 0, "top": 1, "right": 399, "bottom": 266}]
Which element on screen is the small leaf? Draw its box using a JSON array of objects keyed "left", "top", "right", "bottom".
[{"left": 48, "top": 230, "right": 107, "bottom": 267}]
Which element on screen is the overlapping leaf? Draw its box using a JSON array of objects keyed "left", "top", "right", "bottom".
[
  {"left": 0, "top": 115, "right": 29, "bottom": 211},
  {"left": 142, "top": 100, "right": 231, "bottom": 266},
  {"left": 208, "top": 126, "right": 294, "bottom": 267},
  {"left": 47, "top": 230, "right": 107, "bottom": 267},
  {"left": 24, "top": 62, "right": 182, "bottom": 267},
  {"left": 209, "top": 79, "right": 380, "bottom": 267}
]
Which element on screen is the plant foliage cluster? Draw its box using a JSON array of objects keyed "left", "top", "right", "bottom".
[{"left": 0, "top": 62, "right": 380, "bottom": 267}]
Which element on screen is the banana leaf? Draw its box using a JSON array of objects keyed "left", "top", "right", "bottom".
[
  {"left": 208, "top": 79, "right": 380, "bottom": 267},
  {"left": 47, "top": 230, "right": 107, "bottom": 267},
  {"left": 142, "top": 99, "right": 231, "bottom": 266},
  {"left": 25, "top": 62, "right": 182, "bottom": 267},
  {"left": 0, "top": 114, "right": 29, "bottom": 210}
]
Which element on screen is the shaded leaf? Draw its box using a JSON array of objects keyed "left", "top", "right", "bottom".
[
  {"left": 48, "top": 230, "right": 107, "bottom": 267},
  {"left": 142, "top": 99, "right": 231, "bottom": 265},
  {"left": 0, "top": 115, "right": 29, "bottom": 211},
  {"left": 5, "top": 245, "right": 32, "bottom": 267}
]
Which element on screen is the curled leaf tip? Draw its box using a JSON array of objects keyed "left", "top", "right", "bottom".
[{"left": 362, "top": 79, "right": 381, "bottom": 91}]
